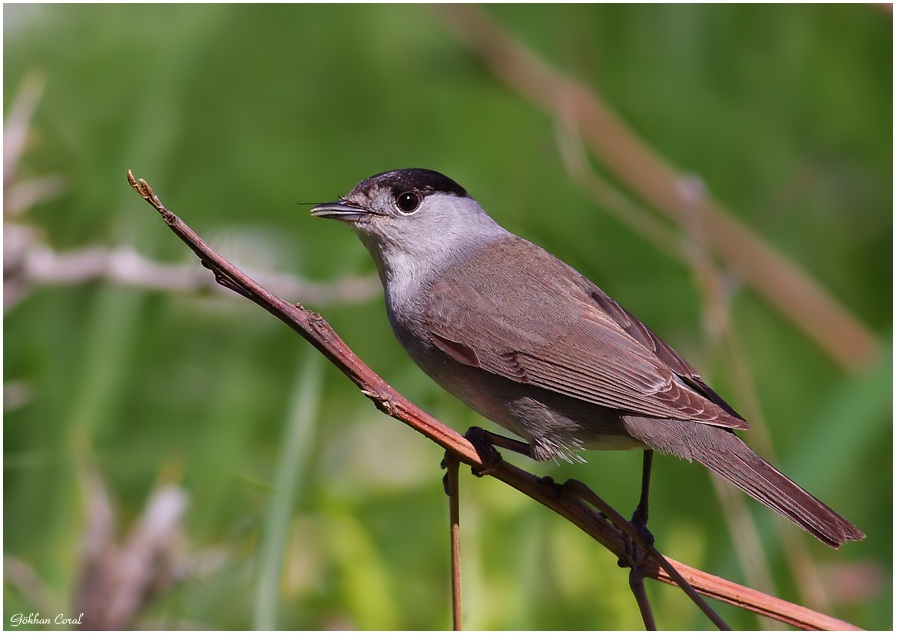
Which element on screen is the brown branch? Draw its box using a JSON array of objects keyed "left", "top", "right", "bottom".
[
  {"left": 127, "top": 171, "right": 862, "bottom": 631},
  {"left": 435, "top": 4, "right": 877, "bottom": 371}
]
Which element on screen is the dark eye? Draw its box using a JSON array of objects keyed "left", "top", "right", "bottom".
[{"left": 395, "top": 191, "right": 421, "bottom": 214}]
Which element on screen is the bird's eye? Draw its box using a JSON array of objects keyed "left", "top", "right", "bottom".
[{"left": 395, "top": 191, "right": 421, "bottom": 214}]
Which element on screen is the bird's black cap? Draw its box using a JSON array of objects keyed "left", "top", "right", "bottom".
[{"left": 356, "top": 168, "right": 468, "bottom": 199}]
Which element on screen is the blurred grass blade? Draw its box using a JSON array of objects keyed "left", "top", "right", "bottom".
[{"left": 253, "top": 348, "right": 323, "bottom": 629}]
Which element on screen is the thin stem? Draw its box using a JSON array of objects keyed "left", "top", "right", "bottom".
[
  {"left": 443, "top": 453, "right": 463, "bottom": 631},
  {"left": 629, "top": 567, "right": 657, "bottom": 630}
]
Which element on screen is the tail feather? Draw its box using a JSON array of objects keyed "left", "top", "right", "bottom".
[{"left": 625, "top": 417, "right": 865, "bottom": 548}]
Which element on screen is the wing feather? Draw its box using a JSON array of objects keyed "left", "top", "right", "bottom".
[{"left": 423, "top": 237, "right": 748, "bottom": 429}]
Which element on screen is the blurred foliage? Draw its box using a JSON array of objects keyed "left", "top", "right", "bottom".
[{"left": 4, "top": 4, "right": 891, "bottom": 630}]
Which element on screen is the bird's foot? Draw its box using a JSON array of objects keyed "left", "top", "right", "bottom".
[
  {"left": 464, "top": 426, "right": 504, "bottom": 476},
  {"left": 618, "top": 507, "right": 655, "bottom": 571}
]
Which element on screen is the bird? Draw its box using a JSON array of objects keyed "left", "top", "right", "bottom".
[{"left": 311, "top": 168, "right": 864, "bottom": 548}]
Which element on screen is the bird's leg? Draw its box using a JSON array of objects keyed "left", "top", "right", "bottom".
[
  {"left": 464, "top": 426, "right": 533, "bottom": 475},
  {"left": 631, "top": 449, "right": 655, "bottom": 543},
  {"left": 617, "top": 449, "right": 657, "bottom": 628},
  {"left": 620, "top": 450, "right": 656, "bottom": 572}
]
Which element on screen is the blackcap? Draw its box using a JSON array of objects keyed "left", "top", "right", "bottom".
[{"left": 311, "top": 168, "right": 864, "bottom": 548}]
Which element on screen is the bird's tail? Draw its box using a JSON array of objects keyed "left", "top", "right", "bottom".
[{"left": 626, "top": 417, "right": 865, "bottom": 548}]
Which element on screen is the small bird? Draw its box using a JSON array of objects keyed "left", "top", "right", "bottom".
[{"left": 312, "top": 168, "right": 864, "bottom": 548}]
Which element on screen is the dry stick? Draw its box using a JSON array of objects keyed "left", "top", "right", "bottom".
[
  {"left": 436, "top": 4, "right": 876, "bottom": 372},
  {"left": 442, "top": 454, "right": 463, "bottom": 630},
  {"left": 126, "top": 171, "right": 861, "bottom": 631},
  {"left": 562, "top": 479, "right": 727, "bottom": 630}
]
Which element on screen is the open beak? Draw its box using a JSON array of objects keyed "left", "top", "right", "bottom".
[{"left": 310, "top": 201, "right": 370, "bottom": 223}]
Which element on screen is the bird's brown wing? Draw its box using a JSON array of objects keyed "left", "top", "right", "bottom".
[
  {"left": 422, "top": 237, "right": 749, "bottom": 430},
  {"left": 585, "top": 285, "right": 745, "bottom": 420}
]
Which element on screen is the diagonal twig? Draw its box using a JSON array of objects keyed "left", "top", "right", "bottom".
[{"left": 126, "top": 170, "right": 861, "bottom": 631}]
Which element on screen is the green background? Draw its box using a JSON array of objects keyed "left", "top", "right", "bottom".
[{"left": 4, "top": 4, "right": 891, "bottom": 630}]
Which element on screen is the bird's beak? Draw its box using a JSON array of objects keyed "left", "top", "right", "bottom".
[{"left": 310, "top": 201, "right": 370, "bottom": 223}]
